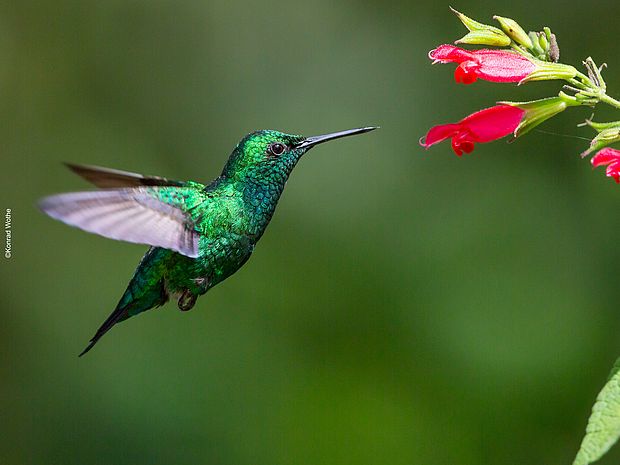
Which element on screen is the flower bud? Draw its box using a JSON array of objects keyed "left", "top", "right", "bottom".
[
  {"left": 450, "top": 7, "right": 511, "bottom": 47},
  {"left": 547, "top": 31, "right": 560, "bottom": 62},
  {"left": 582, "top": 122, "right": 620, "bottom": 157},
  {"left": 530, "top": 28, "right": 560, "bottom": 62},
  {"left": 493, "top": 15, "right": 533, "bottom": 49},
  {"left": 538, "top": 33, "right": 549, "bottom": 54}
]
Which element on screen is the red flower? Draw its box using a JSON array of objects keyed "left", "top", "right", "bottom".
[
  {"left": 421, "top": 105, "right": 525, "bottom": 155},
  {"left": 591, "top": 148, "right": 620, "bottom": 183},
  {"left": 429, "top": 44, "right": 537, "bottom": 84}
]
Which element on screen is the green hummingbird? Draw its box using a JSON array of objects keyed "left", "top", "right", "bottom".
[{"left": 39, "top": 127, "right": 378, "bottom": 356}]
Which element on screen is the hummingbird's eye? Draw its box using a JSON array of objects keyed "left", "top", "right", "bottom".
[{"left": 267, "top": 142, "right": 286, "bottom": 156}]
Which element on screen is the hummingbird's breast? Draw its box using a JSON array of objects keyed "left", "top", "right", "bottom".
[
  {"left": 241, "top": 180, "right": 285, "bottom": 240},
  {"left": 164, "top": 179, "right": 284, "bottom": 296}
]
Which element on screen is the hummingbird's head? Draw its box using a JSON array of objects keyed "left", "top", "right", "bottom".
[{"left": 221, "top": 127, "right": 378, "bottom": 183}]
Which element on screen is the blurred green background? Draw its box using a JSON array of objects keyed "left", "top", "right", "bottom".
[{"left": 2, "top": 1, "right": 620, "bottom": 464}]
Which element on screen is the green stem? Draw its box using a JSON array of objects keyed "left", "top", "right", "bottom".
[
  {"left": 599, "top": 93, "right": 620, "bottom": 110},
  {"left": 569, "top": 86, "right": 620, "bottom": 110},
  {"left": 575, "top": 71, "right": 595, "bottom": 88},
  {"left": 573, "top": 66, "right": 620, "bottom": 109},
  {"left": 567, "top": 78, "right": 588, "bottom": 91}
]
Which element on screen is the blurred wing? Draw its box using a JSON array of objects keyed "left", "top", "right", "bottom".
[
  {"left": 39, "top": 189, "right": 200, "bottom": 257},
  {"left": 64, "top": 163, "right": 187, "bottom": 188}
]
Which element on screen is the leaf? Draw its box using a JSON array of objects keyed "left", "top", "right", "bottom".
[{"left": 573, "top": 357, "right": 620, "bottom": 465}]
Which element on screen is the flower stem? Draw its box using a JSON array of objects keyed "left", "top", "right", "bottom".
[
  {"left": 599, "top": 93, "right": 620, "bottom": 110},
  {"left": 575, "top": 71, "right": 595, "bottom": 88},
  {"left": 568, "top": 78, "right": 589, "bottom": 90}
]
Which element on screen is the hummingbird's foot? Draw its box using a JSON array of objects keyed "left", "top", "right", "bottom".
[{"left": 178, "top": 289, "right": 197, "bottom": 312}]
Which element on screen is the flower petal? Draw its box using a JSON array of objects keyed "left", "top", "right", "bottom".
[
  {"left": 452, "top": 133, "right": 475, "bottom": 156},
  {"left": 455, "top": 62, "right": 479, "bottom": 84},
  {"left": 591, "top": 147, "right": 620, "bottom": 167},
  {"left": 591, "top": 148, "right": 620, "bottom": 183},
  {"left": 429, "top": 44, "right": 475, "bottom": 64},
  {"left": 421, "top": 123, "right": 461, "bottom": 148},
  {"left": 461, "top": 105, "right": 525, "bottom": 142},
  {"left": 606, "top": 163, "right": 620, "bottom": 183},
  {"left": 474, "top": 49, "right": 536, "bottom": 82}
]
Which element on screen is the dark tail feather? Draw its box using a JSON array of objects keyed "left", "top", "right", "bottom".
[
  {"left": 78, "top": 307, "right": 130, "bottom": 357},
  {"left": 78, "top": 283, "right": 168, "bottom": 356},
  {"left": 78, "top": 281, "right": 168, "bottom": 356},
  {"left": 78, "top": 247, "right": 170, "bottom": 357}
]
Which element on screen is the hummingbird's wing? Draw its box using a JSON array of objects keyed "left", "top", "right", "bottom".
[
  {"left": 64, "top": 163, "right": 187, "bottom": 188},
  {"left": 39, "top": 188, "right": 201, "bottom": 257}
]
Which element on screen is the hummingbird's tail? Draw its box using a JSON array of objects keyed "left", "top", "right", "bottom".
[{"left": 79, "top": 247, "right": 169, "bottom": 357}]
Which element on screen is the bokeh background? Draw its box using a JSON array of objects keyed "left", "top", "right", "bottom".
[{"left": 2, "top": 1, "right": 620, "bottom": 464}]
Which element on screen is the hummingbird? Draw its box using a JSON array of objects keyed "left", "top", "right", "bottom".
[{"left": 39, "top": 127, "right": 378, "bottom": 356}]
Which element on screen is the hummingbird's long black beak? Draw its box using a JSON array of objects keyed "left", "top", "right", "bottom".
[{"left": 295, "top": 126, "right": 379, "bottom": 150}]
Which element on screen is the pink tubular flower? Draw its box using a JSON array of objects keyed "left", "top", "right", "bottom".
[
  {"left": 591, "top": 148, "right": 620, "bottom": 183},
  {"left": 429, "top": 44, "right": 536, "bottom": 84},
  {"left": 421, "top": 104, "right": 525, "bottom": 155}
]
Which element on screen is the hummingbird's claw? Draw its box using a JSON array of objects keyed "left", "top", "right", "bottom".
[{"left": 178, "top": 290, "right": 198, "bottom": 312}]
